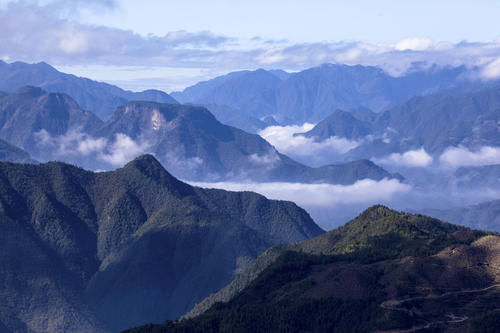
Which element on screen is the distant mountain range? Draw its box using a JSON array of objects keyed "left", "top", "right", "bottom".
[
  {"left": 298, "top": 84, "right": 500, "bottom": 162},
  {"left": 417, "top": 199, "right": 500, "bottom": 232},
  {"left": 0, "top": 60, "right": 178, "bottom": 120},
  {"left": 133, "top": 206, "right": 499, "bottom": 332},
  {"left": 172, "top": 64, "right": 484, "bottom": 124},
  {"left": 0, "top": 88, "right": 401, "bottom": 184},
  {"left": 0, "top": 155, "right": 323, "bottom": 332},
  {"left": 0, "top": 86, "right": 102, "bottom": 154}
]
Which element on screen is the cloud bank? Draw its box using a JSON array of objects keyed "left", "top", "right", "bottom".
[
  {"left": 3, "top": 1, "right": 500, "bottom": 90},
  {"left": 259, "top": 124, "right": 360, "bottom": 166},
  {"left": 191, "top": 178, "right": 411, "bottom": 207},
  {"left": 374, "top": 148, "right": 433, "bottom": 168},
  {"left": 35, "top": 129, "right": 150, "bottom": 167},
  {"left": 439, "top": 145, "right": 500, "bottom": 168}
]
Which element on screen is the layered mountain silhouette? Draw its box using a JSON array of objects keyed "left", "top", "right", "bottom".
[
  {"left": 0, "top": 61, "right": 178, "bottom": 120},
  {"left": 0, "top": 89, "right": 401, "bottom": 184},
  {"left": 172, "top": 64, "right": 476, "bottom": 124},
  {"left": 0, "top": 86, "right": 102, "bottom": 157},
  {"left": 96, "top": 101, "right": 402, "bottom": 182},
  {"left": 0, "top": 155, "right": 323, "bottom": 332},
  {"left": 133, "top": 206, "right": 499, "bottom": 332},
  {"left": 418, "top": 199, "right": 500, "bottom": 232},
  {"left": 299, "top": 84, "right": 500, "bottom": 161}
]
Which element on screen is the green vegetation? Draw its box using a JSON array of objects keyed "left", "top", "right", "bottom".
[
  {"left": 129, "top": 206, "right": 498, "bottom": 333},
  {"left": 0, "top": 155, "right": 323, "bottom": 332}
]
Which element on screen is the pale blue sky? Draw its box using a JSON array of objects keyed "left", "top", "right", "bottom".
[
  {"left": 2, "top": 0, "right": 500, "bottom": 91},
  {"left": 87, "top": 0, "right": 500, "bottom": 44}
]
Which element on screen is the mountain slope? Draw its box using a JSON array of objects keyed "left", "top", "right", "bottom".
[
  {"left": 0, "top": 138, "right": 36, "bottom": 163},
  {"left": 418, "top": 199, "right": 500, "bottom": 232},
  {"left": 0, "top": 61, "right": 178, "bottom": 120},
  {"left": 96, "top": 101, "right": 401, "bottom": 183},
  {"left": 0, "top": 155, "right": 323, "bottom": 333},
  {"left": 299, "top": 109, "right": 373, "bottom": 140},
  {"left": 0, "top": 86, "right": 103, "bottom": 159},
  {"left": 132, "top": 206, "right": 498, "bottom": 332},
  {"left": 342, "top": 85, "right": 500, "bottom": 160},
  {"left": 173, "top": 64, "right": 471, "bottom": 124}
]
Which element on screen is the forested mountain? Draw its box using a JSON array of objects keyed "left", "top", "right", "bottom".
[
  {"left": 0, "top": 61, "right": 178, "bottom": 120},
  {"left": 131, "top": 206, "right": 499, "bottom": 332},
  {"left": 0, "top": 155, "right": 323, "bottom": 332}
]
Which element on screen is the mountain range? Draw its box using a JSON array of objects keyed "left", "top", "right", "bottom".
[
  {"left": 131, "top": 206, "right": 499, "bottom": 332},
  {"left": 417, "top": 199, "right": 500, "bottom": 232},
  {"left": 0, "top": 155, "right": 323, "bottom": 332},
  {"left": 0, "top": 61, "right": 178, "bottom": 120},
  {"left": 172, "top": 64, "right": 481, "bottom": 124},
  {"left": 298, "top": 84, "right": 500, "bottom": 162},
  {"left": 0, "top": 88, "right": 402, "bottom": 184}
]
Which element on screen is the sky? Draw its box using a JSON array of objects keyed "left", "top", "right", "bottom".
[{"left": 2, "top": 0, "right": 500, "bottom": 91}]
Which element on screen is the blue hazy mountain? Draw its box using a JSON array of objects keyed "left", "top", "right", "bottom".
[
  {"left": 417, "top": 199, "right": 500, "bottom": 232},
  {"left": 96, "top": 101, "right": 401, "bottom": 183},
  {"left": 0, "top": 86, "right": 103, "bottom": 157},
  {"left": 172, "top": 64, "right": 472, "bottom": 124},
  {"left": 0, "top": 60, "right": 178, "bottom": 120},
  {"left": 301, "top": 84, "right": 500, "bottom": 161}
]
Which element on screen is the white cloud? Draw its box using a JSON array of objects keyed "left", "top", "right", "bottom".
[
  {"left": 34, "top": 129, "right": 149, "bottom": 167},
  {"left": 439, "top": 145, "right": 500, "bottom": 168},
  {"left": 98, "top": 133, "right": 150, "bottom": 166},
  {"left": 395, "top": 37, "right": 433, "bottom": 51},
  {"left": 481, "top": 57, "right": 500, "bottom": 79},
  {"left": 248, "top": 150, "right": 280, "bottom": 169},
  {"left": 190, "top": 178, "right": 411, "bottom": 208},
  {"left": 374, "top": 148, "right": 433, "bottom": 168},
  {"left": 259, "top": 124, "right": 361, "bottom": 165},
  {"left": 35, "top": 128, "right": 107, "bottom": 156}
]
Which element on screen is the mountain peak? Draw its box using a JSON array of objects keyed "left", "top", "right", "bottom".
[{"left": 121, "top": 154, "right": 192, "bottom": 194}]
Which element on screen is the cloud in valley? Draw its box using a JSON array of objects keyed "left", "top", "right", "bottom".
[
  {"left": 35, "top": 129, "right": 150, "bottom": 167},
  {"left": 373, "top": 148, "right": 433, "bottom": 168},
  {"left": 439, "top": 145, "right": 500, "bottom": 168},
  {"left": 190, "top": 178, "right": 411, "bottom": 208},
  {"left": 259, "top": 124, "right": 360, "bottom": 165}
]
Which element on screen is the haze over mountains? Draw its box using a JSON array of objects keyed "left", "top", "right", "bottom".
[
  {"left": 0, "top": 61, "right": 178, "bottom": 120},
  {"left": 0, "top": 57, "right": 499, "bottom": 333},
  {"left": 172, "top": 64, "right": 485, "bottom": 125},
  {"left": 0, "top": 86, "right": 402, "bottom": 186}
]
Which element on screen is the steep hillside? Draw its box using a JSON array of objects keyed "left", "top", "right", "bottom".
[
  {"left": 0, "top": 61, "right": 178, "bottom": 120},
  {"left": 0, "top": 155, "right": 323, "bottom": 332},
  {"left": 97, "top": 101, "right": 401, "bottom": 183},
  {"left": 137, "top": 206, "right": 499, "bottom": 332},
  {"left": 0, "top": 138, "right": 36, "bottom": 163},
  {"left": 0, "top": 86, "right": 103, "bottom": 158}
]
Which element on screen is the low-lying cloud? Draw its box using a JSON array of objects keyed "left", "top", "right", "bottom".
[
  {"left": 439, "top": 145, "right": 500, "bottom": 168},
  {"left": 35, "top": 129, "right": 150, "bottom": 167},
  {"left": 191, "top": 178, "right": 411, "bottom": 207},
  {"left": 259, "top": 124, "right": 360, "bottom": 166},
  {"left": 374, "top": 148, "right": 433, "bottom": 168}
]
